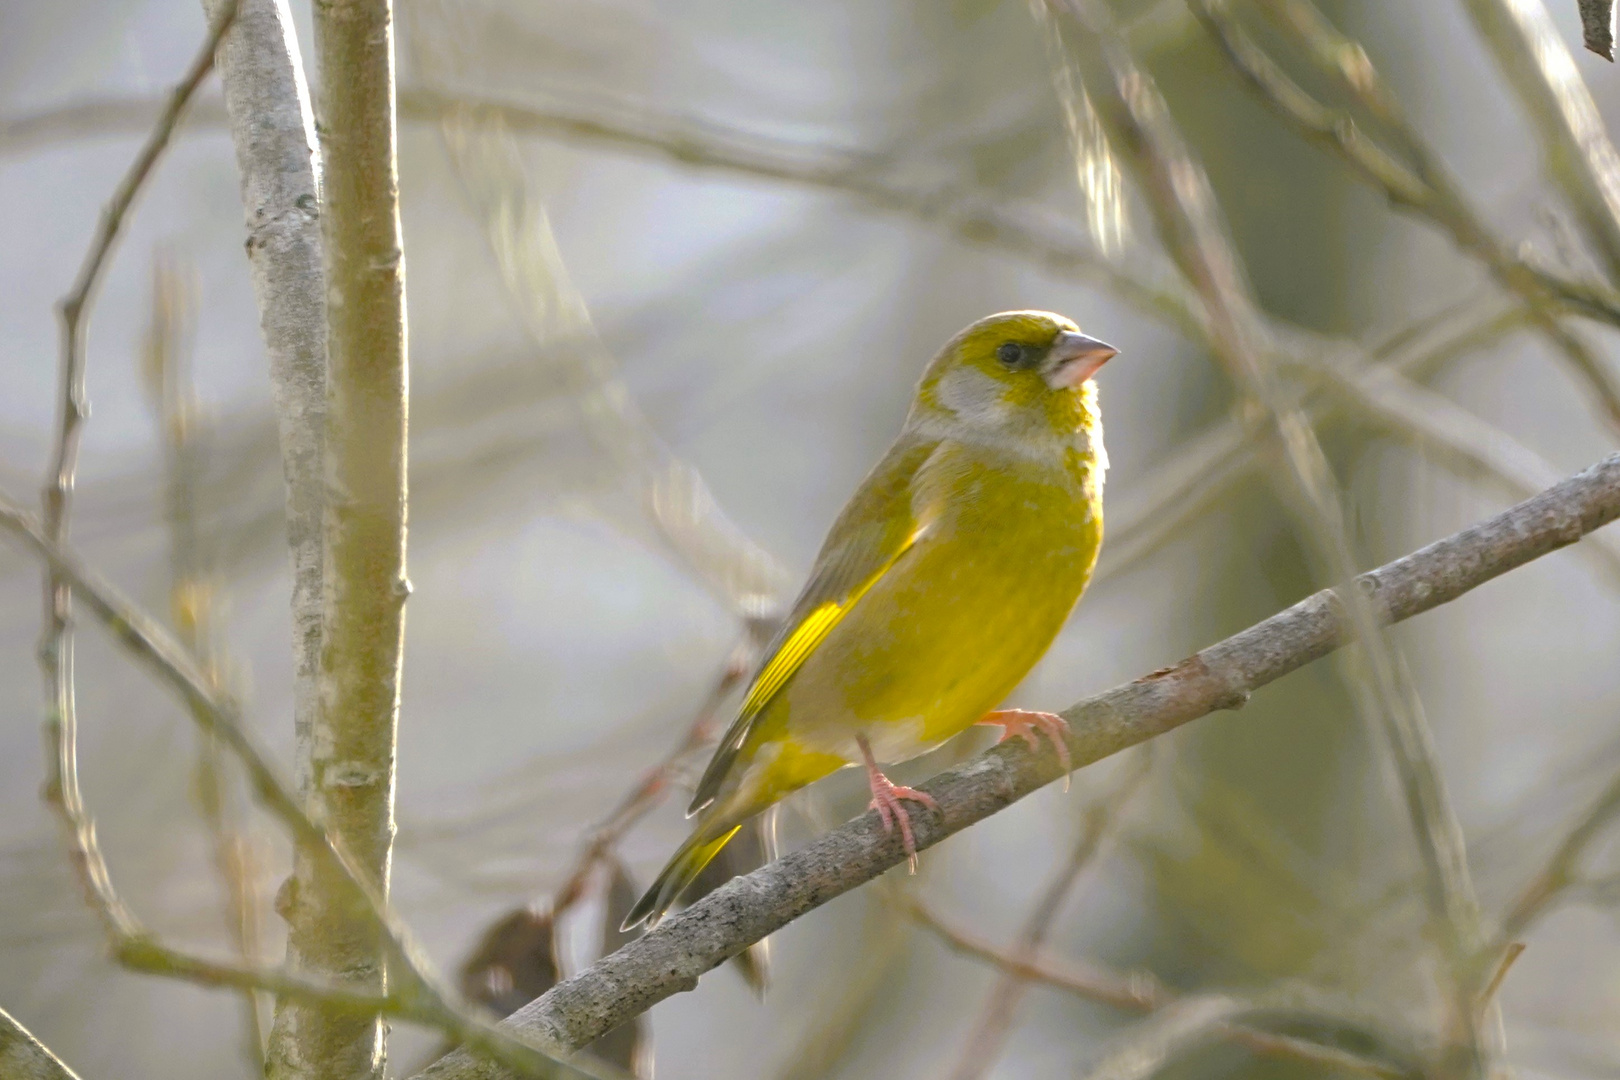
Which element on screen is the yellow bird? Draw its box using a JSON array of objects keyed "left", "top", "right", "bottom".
[{"left": 625, "top": 311, "right": 1115, "bottom": 930}]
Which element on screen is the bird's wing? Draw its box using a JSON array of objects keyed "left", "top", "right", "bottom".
[{"left": 687, "top": 436, "right": 944, "bottom": 814}]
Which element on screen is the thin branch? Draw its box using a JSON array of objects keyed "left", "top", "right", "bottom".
[
  {"left": 0, "top": 493, "right": 599, "bottom": 1080},
  {"left": 0, "top": 88, "right": 1202, "bottom": 341},
  {"left": 1197, "top": 0, "right": 1620, "bottom": 433},
  {"left": 947, "top": 751, "right": 1153, "bottom": 1080},
  {"left": 1460, "top": 0, "right": 1620, "bottom": 277},
  {"left": 1277, "top": 350, "right": 1620, "bottom": 587},
  {"left": 1100, "top": 295, "right": 1513, "bottom": 574},
  {"left": 406, "top": 454, "right": 1620, "bottom": 1080},
  {"left": 0, "top": 1006, "right": 83, "bottom": 1080},
  {"left": 550, "top": 640, "right": 758, "bottom": 915},
  {"left": 36, "top": 0, "right": 238, "bottom": 953},
  {"left": 199, "top": 4, "right": 329, "bottom": 1026},
  {"left": 1490, "top": 765, "right": 1620, "bottom": 951},
  {"left": 1053, "top": 2, "right": 1487, "bottom": 1069},
  {"left": 909, "top": 901, "right": 1414, "bottom": 1079},
  {"left": 1074, "top": 995, "right": 1390, "bottom": 1080}
]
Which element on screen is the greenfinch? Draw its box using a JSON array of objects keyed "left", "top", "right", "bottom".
[{"left": 625, "top": 311, "right": 1115, "bottom": 930}]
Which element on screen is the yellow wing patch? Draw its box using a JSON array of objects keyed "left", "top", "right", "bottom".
[{"left": 738, "top": 527, "right": 925, "bottom": 721}]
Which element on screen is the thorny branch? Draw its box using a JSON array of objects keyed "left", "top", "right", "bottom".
[{"left": 407, "top": 453, "right": 1620, "bottom": 1080}]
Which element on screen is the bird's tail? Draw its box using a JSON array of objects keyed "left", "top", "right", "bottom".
[{"left": 622, "top": 814, "right": 742, "bottom": 931}]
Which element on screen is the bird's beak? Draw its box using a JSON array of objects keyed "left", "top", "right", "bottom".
[{"left": 1043, "top": 331, "right": 1118, "bottom": 389}]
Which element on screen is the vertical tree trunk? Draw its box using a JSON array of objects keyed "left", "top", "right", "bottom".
[{"left": 266, "top": 0, "right": 409, "bottom": 1076}]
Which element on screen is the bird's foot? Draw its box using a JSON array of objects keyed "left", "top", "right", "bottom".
[
  {"left": 856, "top": 734, "right": 938, "bottom": 873},
  {"left": 866, "top": 773, "right": 938, "bottom": 874},
  {"left": 979, "top": 709, "right": 1072, "bottom": 785}
]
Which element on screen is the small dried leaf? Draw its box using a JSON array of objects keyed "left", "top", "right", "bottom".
[{"left": 456, "top": 906, "right": 558, "bottom": 1017}]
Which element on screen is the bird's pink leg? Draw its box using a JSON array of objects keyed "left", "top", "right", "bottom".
[
  {"left": 978, "top": 709, "right": 1073, "bottom": 776},
  {"left": 856, "top": 734, "right": 938, "bottom": 873}
]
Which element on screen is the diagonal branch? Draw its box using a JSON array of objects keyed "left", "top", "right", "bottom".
[
  {"left": 947, "top": 751, "right": 1152, "bottom": 1080},
  {"left": 1054, "top": 2, "right": 1486, "bottom": 1068},
  {"left": 0, "top": 1006, "right": 83, "bottom": 1080},
  {"left": 408, "top": 453, "right": 1620, "bottom": 1080},
  {"left": 0, "top": 492, "right": 603, "bottom": 1080},
  {"left": 1460, "top": 0, "right": 1620, "bottom": 278},
  {"left": 1197, "top": 0, "right": 1620, "bottom": 432},
  {"left": 905, "top": 898, "right": 1412, "bottom": 1079}
]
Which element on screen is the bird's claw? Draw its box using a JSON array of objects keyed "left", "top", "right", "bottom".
[
  {"left": 866, "top": 773, "right": 939, "bottom": 874},
  {"left": 979, "top": 709, "right": 1073, "bottom": 787}
]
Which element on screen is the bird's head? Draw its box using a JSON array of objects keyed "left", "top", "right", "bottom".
[{"left": 912, "top": 311, "right": 1117, "bottom": 439}]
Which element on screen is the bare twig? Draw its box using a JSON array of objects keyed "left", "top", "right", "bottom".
[
  {"left": 406, "top": 454, "right": 1620, "bottom": 1080},
  {"left": 947, "top": 751, "right": 1153, "bottom": 1080},
  {"left": 36, "top": 0, "right": 238, "bottom": 953},
  {"left": 1476, "top": 942, "right": 1525, "bottom": 1005},
  {"left": 906, "top": 865, "right": 1410, "bottom": 1078},
  {"left": 1460, "top": 0, "right": 1620, "bottom": 275},
  {"left": 1490, "top": 766, "right": 1620, "bottom": 952},
  {"left": 1099, "top": 296, "right": 1524, "bottom": 578},
  {"left": 550, "top": 642, "right": 758, "bottom": 915},
  {"left": 0, "top": 493, "right": 606, "bottom": 1080},
  {"left": 1197, "top": 0, "right": 1620, "bottom": 432},
  {"left": 0, "top": 87, "right": 1202, "bottom": 341},
  {"left": 0, "top": 1006, "right": 83, "bottom": 1080},
  {"left": 1278, "top": 350, "right": 1620, "bottom": 587},
  {"left": 1073, "top": 995, "right": 1389, "bottom": 1080},
  {"left": 1054, "top": 3, "right": 1486, "bottom": 1069}
]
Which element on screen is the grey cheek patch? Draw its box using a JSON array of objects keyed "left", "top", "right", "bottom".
[{"left": 933, "top": 366, "right": 1011, "bottom": 427}]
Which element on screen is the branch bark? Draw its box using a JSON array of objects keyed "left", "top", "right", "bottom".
[
  {"left": 268, "top": 0, "right": 409, "bottom": 1077},
  {"left": 0, "top": 1007, "right": 83, "bottom": 1080},
  {"left": 407, "top": 453, "right": 1620, "bottom": 1080},
  {"left": 200, "top": 0, "right": 331, "bottom": 1070},
  {"left": 200, "top": 0, "right": 327, "bottom": 839}
]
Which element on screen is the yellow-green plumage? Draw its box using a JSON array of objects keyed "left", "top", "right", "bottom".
[{"left": 625, "top": 311, "right": 1113, "bottom": 930}]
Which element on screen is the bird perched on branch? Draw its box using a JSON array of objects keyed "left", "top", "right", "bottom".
[{"left": 625, "top": 311, "right": 1115, "bottom": 930}]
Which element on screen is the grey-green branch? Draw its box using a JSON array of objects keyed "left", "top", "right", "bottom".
[{"left": 412, "top": 453, "right": 1620, "bottom": 1080}]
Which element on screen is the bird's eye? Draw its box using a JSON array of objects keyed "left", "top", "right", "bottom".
[{"left": 996, "top": 342, "right": 1024, "bottom": 367}]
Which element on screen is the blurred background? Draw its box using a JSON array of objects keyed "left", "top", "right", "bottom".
[{"left": 4, "top": 0, "right": 1620, "bottom": 1077}]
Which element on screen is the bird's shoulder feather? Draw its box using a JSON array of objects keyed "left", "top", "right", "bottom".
[{"left": 686, "top": 435, "right": 946, "bottom": 813}]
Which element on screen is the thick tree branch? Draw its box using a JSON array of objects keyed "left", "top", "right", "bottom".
[
  {"left": 200, "top": 0, "right": 328, "bottom": 921},
  {"left": 267, "top": 0, "right": 410, "bottom": 1075},
  {"left": 408, "top": 453, "right": 1620, "bottom": 1080}
]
